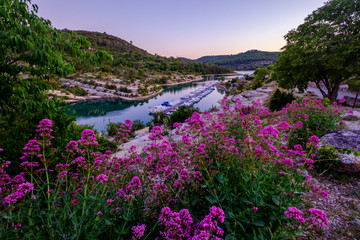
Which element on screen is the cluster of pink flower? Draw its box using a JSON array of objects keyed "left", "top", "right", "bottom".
[
  {"left": 159, "top": 206, "right": 225, "bottom": 239},
  {"left": 285, "top": 207, "right": 328, "bottom": 227},
  {"left": 1, "top": 95, "right": 337, "bottom": 238}
]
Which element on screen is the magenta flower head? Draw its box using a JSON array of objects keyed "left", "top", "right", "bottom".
[
  {"left": 125, "top": 119, "right": 132, "bottom": 126},
  {"left": 96, "top": 174, "right": 108, "bottom": 183},
  {"left": 284, "top": 207, "right": 305, "bottom": 224},
  {"left": 36, "top": 119, "right": 54, "bottom": 144},
  {"left": 151, "top": 126, "right": 162, "bottom": 135},
  {"left": 252, "top": 206, "right": 258, "bottom": 212},
  {"left": 261, "top": 125, "right": 279, "bottom": 138},
  {"left": 20, "top": 139, "right": 41, "bottom": 160},
  {"left": 97, "top": 211, "right": 103, "bottom": 216},
  {"left": 79, "top": 129, "right": 98, "bottom": 146},
  {"left": 308, "top": 135, "right": 320, "bottom": 148},
  {"left": 131, "top": 224, "right": 146, "bottom": 240},
  {"left": 308, "top": 208, "right": 328, "bottom": 227},
  {"left": 339, "top": 98, "right": 345, "bottom": 103}
]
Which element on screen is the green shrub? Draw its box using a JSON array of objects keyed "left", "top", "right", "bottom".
[
  {"left": 286, "top": 98, "right": 340, "bottom": 148},
  {"left": 269, "top": 89, "right": 296, "bottom": 111},
  {"left": 105, "top": 84, "right": 117, "bottom": 90},
  {"left": 167, "top": 106, "right": 200, "bottom": 128},
  {"left": 106, "top": 122, "right": 119, "bottom": 137},
  {"left": 131, "top": 119, "right": 145, "bottom": 132}
]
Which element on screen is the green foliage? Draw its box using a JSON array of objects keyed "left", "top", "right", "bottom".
[
  {"left": 131, "top": 119, "right": 145, "bottom": 132},
  {"left": 273, "top": 0, "right": 360, "bottom": 102},
  {"left": 0, "top": 0, "right": 110, "bottom": 170},
  {"left": 287, "top": 98, "right": 340, "bottom": 148},
  {"left": 62, "top": 85, "right": 88, "bottom": 96},
  {"left": 74, "top": 30, "right": 232, "bottom": 76},
  {"left": 269, "top": 89, "right": 296, "bottom": 112},
  {"left": 119, "top": 86, "right": 132, "bottom": 93},
  {"left": 314, "top": 145, "right": 339, "bottom": 173},
  {"left": 146, "top": 112, "right": 168, "bottom": 131},
  {"left": 106, "top": 122, "right": 118, "bottom": 137},
  {"left": 196, "top": 50, "right": 279, "bottom": 70},
  {"left": 105, "top": 83, "right": 117, "bottom": 90},
  {"left": 167, "top": 106, "right": 200, "bottom": 128}
]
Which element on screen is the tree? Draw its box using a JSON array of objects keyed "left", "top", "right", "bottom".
[
  {"left": 347, "top": 77, "right": 360, "bottom": 108},
  {"left": 273, "top": 0, "right": 360, "bottom": 102},
  {"left": 0, "top": 0, "right": 111, "bottom": 168}
]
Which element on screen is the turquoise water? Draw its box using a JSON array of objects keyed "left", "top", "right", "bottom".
[{"left": 67, "top": 77, "right": 227, "bottom": 132}]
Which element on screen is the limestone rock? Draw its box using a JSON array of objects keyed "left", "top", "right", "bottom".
[
  {"left": 344, "top": 95, "right": 360, "bottom": 107},
  {"left": 320, "top": 130, "right": 360, "bottom": 176}
]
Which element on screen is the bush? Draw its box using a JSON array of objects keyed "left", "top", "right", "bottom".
[
  {"left": 106, "top": 122, "right": 119, "bottom": 137},
  {"left": 131, "top": 119, "right": 145, "bottom": 132},
  {"left": 285, "top": 97, "right": 341, "bottom": 148},
  {"left": 167, "top": 106, "right": 199, "bottom": 129},
  {"left": 269, "top": 88, "right": 296, "bottom": 111},
  {"left": 105, "top": 84, "right": 117, "bottom": 90},
  {"left": 0, "top": 98, "right": 332, "bottom": 239}
]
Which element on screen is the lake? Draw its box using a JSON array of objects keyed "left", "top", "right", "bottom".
[{"left": 67, "top": 71, "right": 253, "bottom": 132}]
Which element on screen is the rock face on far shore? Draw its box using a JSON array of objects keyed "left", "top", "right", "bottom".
[{"left": 320, "top": 130, "right": 360, "bottom": 176}]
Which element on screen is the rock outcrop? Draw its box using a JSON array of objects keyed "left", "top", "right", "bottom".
[{"left": 320, "top": 130, "right": 360, "bottom": 176}]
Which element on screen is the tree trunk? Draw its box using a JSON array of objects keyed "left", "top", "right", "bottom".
[
  {"left": 326, "top": 83, "right": 340, "bottom": 102},
  {"left": 353, "top": 91, "right": 359, "bottom": 109}
]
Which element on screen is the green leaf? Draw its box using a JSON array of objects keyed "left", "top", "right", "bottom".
[
  {"left": 254, "top": 219, "right": 265, "bottom": 227},
  {"left": 272, "top": 195, "right": 280, "bottom": 206},
  {"left": 205, "top": 195, "right": 216, "bottom": 204}
]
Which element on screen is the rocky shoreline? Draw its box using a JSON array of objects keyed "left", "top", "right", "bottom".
[{"left": 51, "top": 75, "right": 205, "bottom": 103}]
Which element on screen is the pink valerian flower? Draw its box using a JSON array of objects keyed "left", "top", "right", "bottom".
[
  {"left": 20, "top": 139, "right": 41, "bottom": 160},
  {"left": 78, "top": 129, "right": 98, "bottom": 146},
  {"left": 115, "top": 120, "right": 132, "bottom": 143},
  {"left": 173, "top": 122, "right": 182, "bottom": 128},
  {"left": 96, "top": 174, "right": 108, "bottom": 183},
  {"left": 36, "top": 119, "right": 54, "bottom": 144},
  {"left": 308, "top": 135, "right": 320, "bottom": 148},
  {"left": 339, "top": 98, "right": 345, "bottom": 103},
  {"left": 3, "top": 182, "right": 34, "bottom": 204},
  {"left": 57, "top": 171, "right": 68, "bottom": 180},
  {"left": 159, "top": 207, "right": 193, "bottom": 239},
  {"left": 127, "top": 176, "right": 141, "bottom": 194},
  {"left": 20, "top": 161, "right": 39, "bottom": 168},
  {"left": 277, "top": 121, "right": 290, "bottom": 130},
  {"left": 193, "top": 206, "right": 225, "bottom": 238},
  {"left": 131, "top": 224, "right": 146, "bottom": 239},
  {"left": 292, "top": 121, "right": 303, "bottom": 129},
  {"left": 283, "top": 158, "right": 294, "bottom": 167},
  {"left": 308, "top": 208, "right": 328, "bottom": 227},
  {"left": 148, "top": 126, "right": 164, "bottom": 141},
  {"left": 284, "top": 207, "right": 305, "bottom": 224},
  {"left": 260, "top": 125, "right": 279, "bottom": 138},
  {"left": 97, "top": 211, "right": 103, "bottom": 216},
  {"left": 14, "top": 223, "right": 21, "bottom": 230},
  {"left": 252, "top": 206, "right": 258, "bottom": 212},
  {"left": 65, "top": 140, "right": 78, "bottom": 153}
]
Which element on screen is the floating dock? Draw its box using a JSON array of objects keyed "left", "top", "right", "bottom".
[{"left": 149, "top": 81, "right": 219, "bottom": 114}]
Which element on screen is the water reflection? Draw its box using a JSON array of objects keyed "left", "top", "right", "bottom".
[{"left": 66, "top": 74, "right": 249, "bottom": 132}]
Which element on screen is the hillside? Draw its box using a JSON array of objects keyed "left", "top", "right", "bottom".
[
  {"left": 72, "top": 30, "right": 232, "bottom": 76},
  {"left": 194, "top": 50, "right": 279, "bottom": 70},
  {"left": 53, "top": 30, "right": 233, "bottom": 101}
]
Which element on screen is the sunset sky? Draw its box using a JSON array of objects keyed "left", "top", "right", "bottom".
[{"left": 33, "top": 0, "right": 326, "bottom": 59}]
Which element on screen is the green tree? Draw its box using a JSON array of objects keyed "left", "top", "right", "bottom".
[
  {"left": 273, "top": 0, "right": 360, "bottom": 102},
  {"left": 346, "top": 77, "right": 360, "bottom": 108},
  {"left": 0, "top": 0, "right": 111, "bottom": 168}
]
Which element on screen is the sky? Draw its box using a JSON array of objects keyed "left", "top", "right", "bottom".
[{"left": 33, "top": 0, "right": 326, "bottom": 59}]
